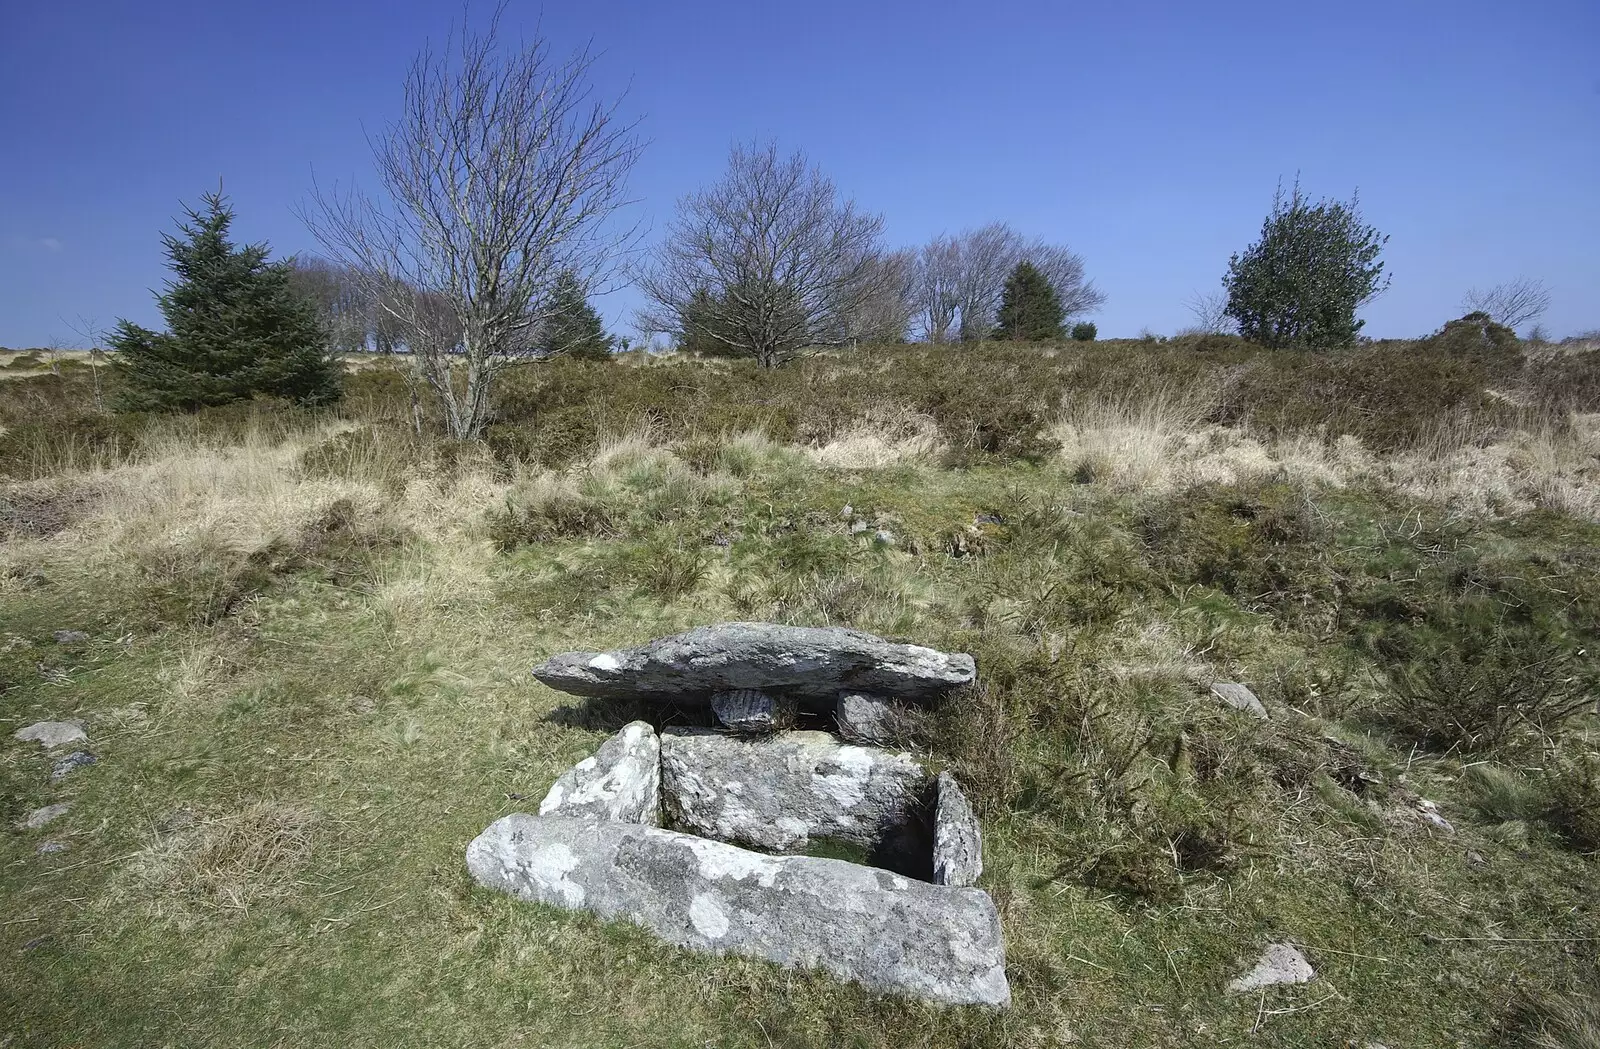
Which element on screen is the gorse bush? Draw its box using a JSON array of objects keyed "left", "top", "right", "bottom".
[{"left": 1070, "top": 322, "right": 1097, "bottom": 342}]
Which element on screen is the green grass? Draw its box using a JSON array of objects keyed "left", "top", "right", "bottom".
[{"left": 3, "top": 347, "right": 1600, "bottom": 1047}]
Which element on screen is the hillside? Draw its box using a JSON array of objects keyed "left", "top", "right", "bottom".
[{"left": 3, "top": 338, "right": 1600, "bottom": 1048}]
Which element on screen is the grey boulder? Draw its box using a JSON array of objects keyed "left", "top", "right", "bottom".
[
  {"left": 710, "top": 689, "right": 793, "bottom": 734},
  {"left": 533, "top": 622, "right": 974, "bottom": 704},
  {"left": 660, "top": 729, "right": 926, "bottom": 856},
  {"left": 466, "top": 814, "right": 1010, "bottom": 1007},
  {"left": 539, "top": 722, "right": 660, "bottom": 826},
  {"left": 13, "top": 721, "right": 87, "bottom": 749},
  {"left": 932, "top": 772, "right": 983, "bottom": 888}
]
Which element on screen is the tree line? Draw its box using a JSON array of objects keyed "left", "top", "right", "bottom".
[{"left": 104, "top": 6, "right": 1557, "bottom": 439}]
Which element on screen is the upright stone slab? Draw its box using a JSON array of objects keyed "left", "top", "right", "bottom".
[
  {"left": 932, "top": 772, "right": 983, "bottom": 887},
  {"left": 540, "top": 722, "right": 661, "bottom": 826},
  {"left": 836, "top": 692, "right": 899, "bottom": 745},
  {"left": 660, "top": 729, "right": 926, "bottom": 855},
  {"left": 533, "top": 622, "right": 975, "bottom": 705},
  {"left": 710, "top": 689, "right": 793, "bottom": 734},
  {"left": 466, "top": 814, "right": 1010, "bottom": 1007}
]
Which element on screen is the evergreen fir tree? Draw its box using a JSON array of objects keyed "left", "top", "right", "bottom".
[
  {"left": 536, "top": 271, "right": 612, "bottom": 360},
  {"left": 994, "top": 261, "right": 1066, "bottom": 342},
  {"left": 111, "top": 193, "right": 341, "bottom": 411}
]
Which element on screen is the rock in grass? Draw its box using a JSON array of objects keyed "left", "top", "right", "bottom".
[
  {"left": 18, "top": 803, "right": 70, "bottom": 830},
  {"left": 37, "top": 841, "right": 68, "bottom": 854},
  {"left": 49, "top": 751, "right": 96, "bottom": 781},
  {"left": 52, "top": 630, "right": 89, "bottom": 644},
  {"left": 539, "top": 721, "right": 661, "bottom": 826},
  {"left": 1210, "top": 682, "right": 1268, "bottom": 719},
  {"left": 710, "top": 689, "right": 793, "bottom": 734},
  {"left": 932, "top": 772, "right": 983, "bottom": 888},
  {"left": 466, "top": 814, "right": 1010, "bottom": 1007},
  {"left": 660, "top": 729, "right": 926, "bottom": 855},
  {"left": 532, "top": 622, "right": 974, "bottom": 705},
  {"left": 13, "top": 721, "right": 87, "bottom": 749},
  {"left": 1226, "top": 943, "right": 1315, "bottom": 993}
]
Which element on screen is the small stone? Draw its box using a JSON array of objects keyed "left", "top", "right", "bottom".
[
  {"left": 1417, "top": 798, "right": 1454, "bottom": 834},
  {"left": 932, "top": 772, "right": 983, "bottom": 887},
  {"left": 1210, "top": 683, "right": 1268, "bottom": 719},
  {"left": 539, "top": 721, "right": 661, "bottom": 826},
  {"left": 1226, "top": 943, "right": 1315, "bottom": 993},
  {"left": 1467, "top": 850, "right": 1486, "bottom": 866},
  {"left": 874, "top": 529, "right": 896, "bottom": 545},
  {"left": 19, "top": 803, "right": 70, "bottom": 829},
  {"left": 711, "top": 689, "right": 793, "bottom": 734},
  {"left": 840, "top": 504, "right": 853, "bottom": 519},
  {"left": 23, "top": 936, "right": 52, "bottom": 951},
  {"left": 50, "top": 751, "right": 97, "bottom": 780},
  {"left": 37, "top": 841, "right": 68, "bottom": 854},
  {"left": 849, "top": 520, "right": 869, "bottom": 535},
  {"left": 836, "top": 691, "right": 899, "bottom": 745},
  {"left": 52, "top": 630, "right": 90, "bottom": 644},
  {"left": 13, "top": 721, "right": 87, "bottom": 749}
]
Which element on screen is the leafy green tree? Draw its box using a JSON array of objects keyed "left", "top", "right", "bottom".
[
  {"left": 111, "top": 193, "right": 340, "bottom": 410},
  {"left": 994, "top": 261, "right": 1065, "bottom": 342},
  {"left": 1070, "top": 321, "right": 1097, "bottom": 342},
  {"left": 1224, "top": 181, "right": 1390, "bottom": 349},
  {"left": 536, "top": 271, "right": 611, "bottom": 360}
]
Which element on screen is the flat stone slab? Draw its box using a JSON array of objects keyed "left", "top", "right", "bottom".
[
  {"left": 1227, "top": 943, "right": 1315, "bottom": 993},
  {"left": 467, "top": 814, "right": 1010, "bottom": 1007},
  {"left": 13, "top": 721, "right": 87, "bottom": 748},
  {"left": 932, "top": 772, "right": 982, "bottom": 887},
  {"left": 660, "top": 729, "right": 926, "bottom": 855},
  {"left": 533, "top": 622, "right": 974, "bottom": 704},
  {"left": 540, "top": 722, "right": 661, "bottom": 825},
  {"left": 19, "top": 803, "right": 70, "bottom": 830},
  {"left": 1211, "top": 682, "right": 1268, "bottom": 719}
]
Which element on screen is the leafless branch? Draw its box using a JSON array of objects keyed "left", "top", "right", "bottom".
[{"left": 1462, "top": 277, "right": 1551, "bottom": 332}]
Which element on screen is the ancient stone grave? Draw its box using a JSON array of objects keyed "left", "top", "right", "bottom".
[{"left": 469, "top": 622, "right": 1007, "bottom": 1007}]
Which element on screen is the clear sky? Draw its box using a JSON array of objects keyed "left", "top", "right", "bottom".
[{"left": 1, "top": 0, "right": 1596, "bottom": 347}]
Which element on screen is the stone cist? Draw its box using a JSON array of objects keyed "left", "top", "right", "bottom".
[{"left": 465, "top": 622, "right": 1010, "bottom": 1007}]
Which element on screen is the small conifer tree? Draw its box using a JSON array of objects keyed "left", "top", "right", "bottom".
[
  {"left": 110, "top": 193, "right": 340, "bottom": 410},
  {"left": 536, "top": 271, "right": 612, "bottom": 360},
  {"left": 994, "top": 261, "right": 1066, "bottom": 342}
]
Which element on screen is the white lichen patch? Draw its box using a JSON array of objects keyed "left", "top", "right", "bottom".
[{"left": 689, "top": 892, "right": 730, "bottom": 939}]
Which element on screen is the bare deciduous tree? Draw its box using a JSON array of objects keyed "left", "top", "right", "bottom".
[
  {"left": 303, "top": 8, "right": 642, "bottom": 439},
  {"left": 638, "top": 142, "right": 889, "bottom": 368},
  {"left": 911, "top": 235, "right": 961, "bottom": 342},
  {"left": 1462, "top": 277, "right": 1552, "bottom": 332},
  {"left": 910, "top": 223, "right": 1104, "bottom": 342},
  {"left": 1180, "top": 289, "right": 1234, "bottom": 335},
  {"left": 845, "top": 248, "right": 915, "bottom": 344}
]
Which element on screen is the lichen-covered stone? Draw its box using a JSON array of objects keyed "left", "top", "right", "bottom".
[
  {"left": 533, "top": 622, "right": 974, "bottom": 705},
  {"left": 539, "top": 722, "right": 660, "bottom": 826},
  {"left": 660, "top": 729, "right": 926, "bottom": 857},
  {"left": 932, "top": 772, "right": 982, "bottom": 887},
  {"left": 1227, "top": 943, "right": 1315, "bottom": 993},
  {"left": 710, "top": 689, "right": 793, "bottom": 734},
  {"left": 18, "top": 803, "right": 70, "bottom": 830},
  {"left": 466, "top": 814, "right": 1010, "bottom": 1007}
]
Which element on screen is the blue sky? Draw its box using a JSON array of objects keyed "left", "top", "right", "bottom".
[{"left": 1, "top": 0, "right": 1596, "bottom": 346}]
